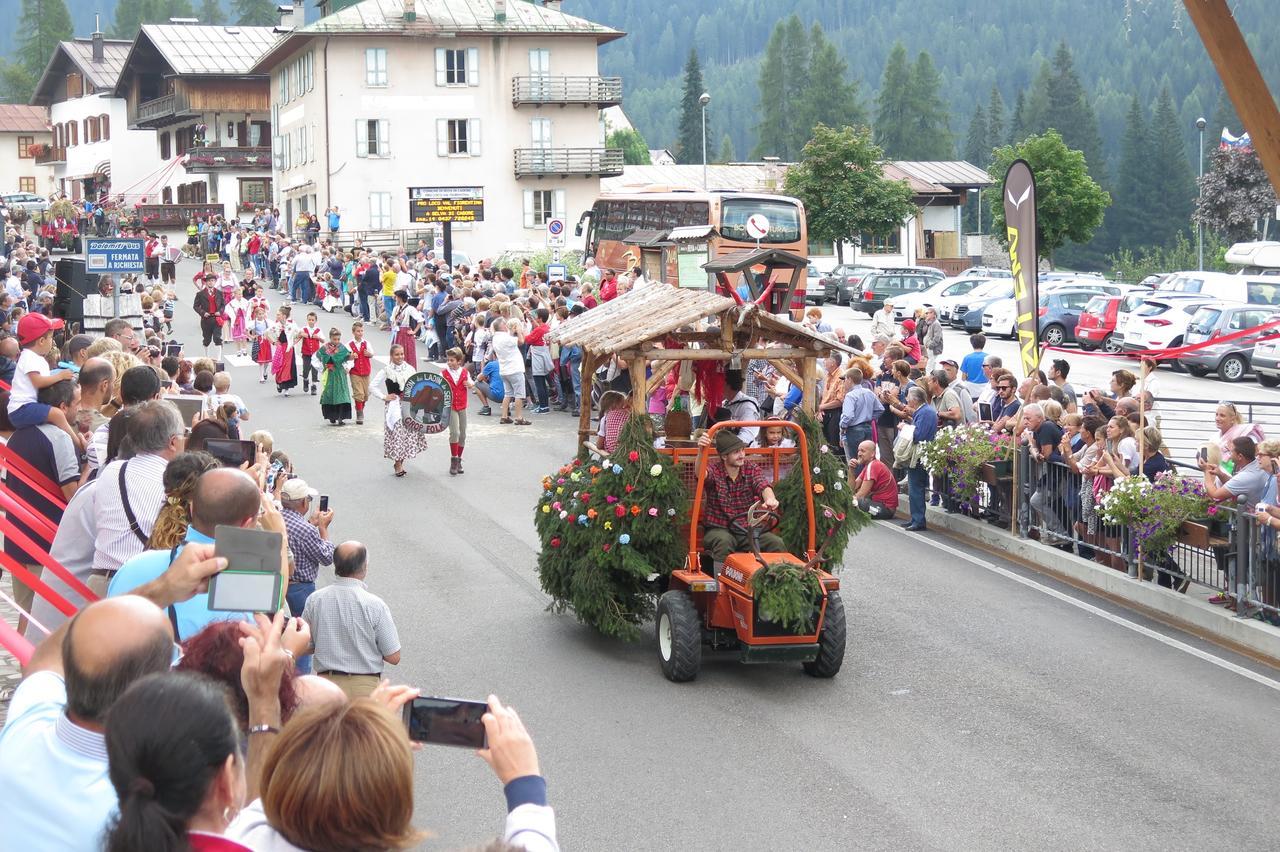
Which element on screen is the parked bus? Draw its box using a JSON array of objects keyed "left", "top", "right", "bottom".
[{"left": 575, "top": 187, "right": 808, "bottom": 304}]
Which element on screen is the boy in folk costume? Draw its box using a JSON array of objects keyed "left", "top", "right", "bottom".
[
  {"left": 317, "top": 327, "right": 353, "bottom": 425},
  {"left": 224, "top": 290, "right": 251, "bottom": 357},
  {"left": 442, "top": 347, "right": 474, "bottom": 476},
  {"left": 298, "top": 311, "right": 323, "bottom": 395},
  {"left": 250, "top": 305, "right": 272, "bottom": 383},
  {"left": 270, "top": 306, "right": 300, "bottom": 395},
  {"left": 347, "top": 320, "right": 374, "bottom": 425}
]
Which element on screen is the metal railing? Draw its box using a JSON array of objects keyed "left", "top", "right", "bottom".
[
  {"left": 1145, "top": 396, "right": 1280, "bottom": 464},
  {"left": 511, "top": 75, "right": 623, "bottom": 106},
  {"left": 135, "top": 203, "right": 226, "bottom": 228},
  {"left": 513, "top": 147, "right": 624, "bottom": 178},
  {"left": 183, "top": 146, "right": 272, "bottom": 171}
]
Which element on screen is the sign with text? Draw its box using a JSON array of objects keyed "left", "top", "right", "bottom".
[
  {"left": 86, "top": 238, "right": 145, "bottom": 273},
  {"left": 546, "top": 263, "right": 567, "bottom": 281},
  {"left": 408, "top": 186, "right": 485, "bottom": 224}
]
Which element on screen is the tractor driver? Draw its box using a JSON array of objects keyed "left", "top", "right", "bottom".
[{"left": 696, "top": 429, "right": 784, "bottom": 566}]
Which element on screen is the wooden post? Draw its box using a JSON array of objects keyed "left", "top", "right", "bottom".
[
  {"left": 1183, "top": 0, "right": 1280, "bottom": 190},
  {"left": 801, "top": 356, "right": 818, "bottom": 414},
  {"left": 628, "top": 356, "right": 646, "bottom": 415},
  {"left": 578, "top": 351, "right": 596, "bottom": 447}
]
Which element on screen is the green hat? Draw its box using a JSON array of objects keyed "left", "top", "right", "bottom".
[{"left": 714, "top": 430, "right": 746, "bottom": 456}]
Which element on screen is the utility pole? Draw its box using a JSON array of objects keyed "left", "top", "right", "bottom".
[{"left": 699, "top": 92, "right": 711, "bottom": 189}]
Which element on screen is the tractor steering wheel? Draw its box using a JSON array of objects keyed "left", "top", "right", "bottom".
[{"left": 729, "top": 500, "right": 781, "bottom": 538}]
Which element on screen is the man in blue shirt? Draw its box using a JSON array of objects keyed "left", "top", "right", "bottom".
[
  {"left": 476, "top": 356, "right": 506, "bottom": 415},
  {"left": 838, "top": 366, "right": 883, "bottom": 456},
  {"left": 903, "top": 386, "right": 938, "bottom": 531},
  {"left": 108, "top": 466, "right": 283, "bottom": 640},
  {"left": 960, "top": 333, "right": 989, "bottom": 387},
  {"left": 326, "top": 205, "right": 341, "bottom": 238}
]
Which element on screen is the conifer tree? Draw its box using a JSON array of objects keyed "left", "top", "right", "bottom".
[
  {"left": 794, "top": 23, "right": 865, "bottom": 154},
  {"left": 906, "top": 50, "right": 953, "bottom": 159},
  {"left": 1010, "top": 90, "right": 1028, "bottom": 146},
  {"left": 17, "top": 0, "right": 73, "bottom": 81},
  {"left": 987, "top": 85, "right": 1006, "bottom": 147},
  {"left": 1108, "top": 96, "right": 1152, "bottom": 251},
  {"left": 717, "top": 133, "right": 735, "bottom": 164},
  {"left": 962, "top": 105, "right": 990, "bottom": 230},
  {"left": 1042, "top": 42, "right": 1106, "bottom": 180},
  {"left": 873, "top": 42, "right": 913, "bottom": 159},
  {"left": 675, "top": 49, "right": 709, "bottom": 165},
  {"left": 232, "top": 0, "right": 277, "bottom": 26},
  {"left": 198, "top": 0, "right": 225, "bottom": 24},
  {"left": 1147, "top": 85, "right": 1196, "bottom": 248},
  {"left": 752, "top": 20, "right": 789, "bottom": 159}
]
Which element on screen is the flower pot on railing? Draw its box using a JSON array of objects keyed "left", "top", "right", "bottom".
[{"left": 1176, "top": 519, "right": 1211, "bottom": 550}]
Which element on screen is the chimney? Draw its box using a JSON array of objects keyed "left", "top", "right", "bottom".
[
  {"left": 92, "top": 15, "right": 104, "bottom": 63},
  {"left": 276, "top": 3, "right": 296, "bottom": 32},
  {"left": 494, "top": 0, "right": 506, "bottom": 21},
  {"left": 403, "top": 0, "right": 415, "bottom": 23},
  {"left": 542, "top": 0, "right": 562, "bottom": 9}
]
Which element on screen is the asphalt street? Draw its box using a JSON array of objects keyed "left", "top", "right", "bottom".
[{"left": 168, "top": 289, "right": 1280, "bottom": 852}]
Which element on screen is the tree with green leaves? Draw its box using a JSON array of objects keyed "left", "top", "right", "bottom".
[
  {"left": 717, "top": 133, "right": 735, "bottom": 164},
  {"left": 0, "top": 61, "right": 36, "bottom": 104},
  {"left": 198, "top": 0, "right": 225, "bottom": 24},
  {"left": 987, "top": 85, "right": 1006, "bottom": 148},
  {"left": 906, "top": 50, "right": 952, "bottom": 159},
  {"left": 783, "top": 124, "right": 917, "bottom": 264},
  {"left": 873, "top": 42, "right": 913, "bottom": 159},
  {"left": 1107, "top": 96, "right": 1152, "bottom": 251},
  {"left": 986, "top": 130, "right": 1111, "bottom": 265},
  {"left": 17, "top": 0, "right": 73, "bottom": 81},
  {"left": 111, "top": 0, "right": 195, "bottom": 40},
  {"left": 1194, "top": 146, "right": 1278, "bottom": 243},
  {"left": 606, "top": 128, "right": 651, "bottom": 165},
  {"left": 674, "top": 49, "right": 709, "bottom": 165},
  {"left": 1146, "top": 86, "right": 1195, "bottom": 249},
  {"left": 752, "top": 15, "right": 811, "bottom": 160},
  {"left": 232, "top": 0, "right": 277, "bottom": 27}
]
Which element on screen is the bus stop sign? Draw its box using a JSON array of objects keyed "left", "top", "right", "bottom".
[{"left": 86, "top": 238, "right": 145, "bottom": 273}]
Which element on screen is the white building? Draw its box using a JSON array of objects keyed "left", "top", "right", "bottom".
[
  {"left": 250, "top": 0, "right": 625, "bottom": 253},
  {"left": 0, "top": 105, "right": 53, "bottom": 197},
  {"left": 29, "top": 32, "right": 157, "bottom": 204}
]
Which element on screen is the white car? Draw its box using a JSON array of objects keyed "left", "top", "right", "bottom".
[
  {"left": 934, "top": 277, "right": 997, "bottom": 323},
  {"left": 1120, "top": 293, "right": 1222, "bottom": 355},
  {"left": 981, "top": 282, "right": 1129, "bottom": 339},
  {"left": 0, "top": 191, "right": 48, "bottom": 214},
  {"left": 958, "top": 266, "right": 1013, "bottom": 279},
  {"left": 893, "top": 276, "right": 992, "bottom": 322}
]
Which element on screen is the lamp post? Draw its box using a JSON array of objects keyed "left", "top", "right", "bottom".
[
  {"left": 1196, "top": 116, "right": 1207, "bottom": 270},
  {"left": 699, "top": 92, "right": 711, "bottom": 190}
]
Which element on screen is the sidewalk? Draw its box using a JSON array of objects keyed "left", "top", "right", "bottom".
[{"left": 923, "top": 505, "right": 1280, "bottom": 665}]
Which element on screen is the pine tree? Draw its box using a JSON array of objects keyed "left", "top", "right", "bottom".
[
  {"left": 794, "top": 23, "right": 865, "bottom": 156},
  {"left": 717, "top": 133, "right": 735, "bottom": 164},
  {"left": 751, "top": 19, "right": 789, "bottom": 159},
  {"left": 111, "top": 0, "right": 196, "bottom": 38},
  {"left": 17, "top": 0, "right": 73, "bottom": 80},
  {"left": 779, "top": 16, "right": 811, "bottom": 157},
  {"left": 674, "top": 49, "right": 708, "bottom": 165},
  {"left": 962, "top": 105, "right": 989, "bottom": 231},
  {"left": 987, "top": 85, "right": 1005, "bottom": 148},
  {"left": 1021, "top": 60, "right": 1052, "bottom": 136},
  {"left": 1010, "top": 90, "right": 1028, "bottom": 146},
  {"left": 1108, "top": 96, "right": 1152, "bottom": 251},
  {"left": 873, "top": 42, "right": 913, "bottom": 159},
  {"left": 232, "top": 0, "right": 277, "bottom": 27},
  {"left": 1147, "top": 85, "right": 1196, "bottom": 248},
  {"left": 906, "top": 50, "right": 952, "bottom": 159},
  {"left": 1043, "top": 42, "right": 1106, "bottom": 181},
  {"left": 198, "top": 0, "right": 225, "bottom": 24}
]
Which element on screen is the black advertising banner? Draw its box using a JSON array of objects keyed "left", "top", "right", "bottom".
[
  {"left": 1002, "top": 160, "right": 1040, "bottom": 378},
  {"left": 408, "top": 186, "right": 485, "bottom": 224}
]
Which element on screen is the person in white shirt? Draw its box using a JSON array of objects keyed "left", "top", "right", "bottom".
[
  {"left": 870, "top": 301, "right": 898, "bottom": 342},
  {"left": 489, "top": 317, "right": 528, "bottom": 425},
  {"left": 205, "top": 371, "right": 250, "bottom": 421},
  {"left": 289, "top": 244, "right": 318, "bottom": 304}
]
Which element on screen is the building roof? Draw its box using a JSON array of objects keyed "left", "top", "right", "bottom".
[
  {"left": 139, "top": 24, "right": 281, "bottom": 75},
  {"left": 892, "top": 160, "right": 993, "bottom": 189},
  {"left": 0, "top": 104, "right": 50, "bottom": 134},
  {"left": 254, "top": 0, "right": 623, "bottom": 70},
  {"left": 603, "top": 160, "right": 992, "bottom": 197},
  {"left": 30, "top": 38, "right": 133, "bottom": 105}
]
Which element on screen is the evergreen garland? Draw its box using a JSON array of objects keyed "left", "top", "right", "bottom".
[
  {"left": 774, "top": 409, "right": 869, "bottom": 564},
  {"left": 535, "top": 415, "right": 688, "bottom": 641},
  {"left": 752, "top": 561, "right": 823, "bottom": 633}
]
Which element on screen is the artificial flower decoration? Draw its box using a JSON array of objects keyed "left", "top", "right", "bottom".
[
  {"left": 650, "top": 464, "right": 663, "bottom": 476},
  {"left": 619, "top": 534, "right": 631, "bottom": 545},
  {"left": 648, "top": 507, "right": 659, "bottom": 517},
  {"left": 612, "top": 464, "right": 623, "bottom": 475},
  {"left": 541, "top": 505, "right": 550, "bottom": 514},
  {"left": 550, "top": 537, "right": 561, "bottom": 547},
  {"left": 814, "top": 483, "right": 825, "bottom": 494},
  {"left": 628, "top": 451, "right": 640, "bottom": 462},
  {"left": 558, "top": 510, "right": 568, "bottom": 520},
  {"left": 667, "top": 508, "right": 676, "bottom": 516},
  {"left": 587, "top": 508, "right": 598, "bottom": 519},
  {"left": 630, "top": 505, "right": 641, "bottom": 515},
  {"left": 602, "top": 543, "right": 611, "bottom": 552},
  {"left": 606, "top": 495, "right": 618, "bottom": 504},
  {"left": 615, "top": 505, "right": 627, "bottom": 518},
  {"left": 604, "top": 521, "right": 613, "bottom": 530}
]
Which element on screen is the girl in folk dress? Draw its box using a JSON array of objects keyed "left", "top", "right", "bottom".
[
  {"left": 216, "top": 262, "right": 238, "bottom": 303},
  {"left": 372, "top": 344, "right": 429, "bottom": 477},
  {"left": 317, "top": 328, "right": 353, "bottom": 425},
  {"left": 389, "top": 289, "right": 422, "bottom": 369},
  {"left": 317, "top": 272, "right": 344, "bottom": 313},
  {"left": 224, "top": 292, "right": 251, "bottom": 357},
  {"left": 250, "top": 306, "right": 272, "bottom": 383},
  {"left": 442, "top": 347, "right": 474, "bottom": 476},
  {"left": 347, "top": 320, "right": 373, "bottom": 426},
  {"left": 270, "top": 306, "right": 300, "bottom": 396}
]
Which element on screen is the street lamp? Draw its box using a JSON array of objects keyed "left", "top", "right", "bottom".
[
  {"left": 1197, "top": 116, "right": 1207, "bottom": 270},
  {"left": 699, "top": 92, "right": 711, "bottom": 190}
]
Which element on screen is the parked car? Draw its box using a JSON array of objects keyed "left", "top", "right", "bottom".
[
  {"left": 1, "top": 192, "right": 48, "bottom": 214},
  {"left": 1113, "top": 289, "right": 1156, "bottom": 341},
  {"left": 1035, "top": 289, "right": 1102, "bottom": 347},
  {"left": 1074, "top": 295, "right": 1122, "bottom": 352},
  {"left": 936, "top": 278, "right": 998, "bottom": 324},
  {"left": 1179, "top": 303, "right": 1280, "bottom": 382},
  {"left": 979, "top": 282, "right": 1131, "bottom": 339},
  {"left": 891, "top": 276, "right": 992, "bottom": 322},
  {"left": 1119, "top": 293, "right": 1218, "bottom": 358},
  {"left": 819, "top": 264, "right": 878, "bottom": 305},
  {"left": 853, "top": 268, "right": 938, "bottom": 315},
  {"left": 1252, "top": 337, "right": 1280, "bottom": 387},
  {"left": 805, "top": 265, "right": 824, "bottom": 304},
  {"left": 949, "top": 281, "right": 1014, "bottom": 329},
  {"left": 958, "top": 266, "right": 1012, "bottom": 279}
]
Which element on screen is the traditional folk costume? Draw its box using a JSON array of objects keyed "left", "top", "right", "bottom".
[
  {"left": 390, "top": 301, "right": 422, "bottom": 368},
  {"left": 347, "top": 336, "right": 374, "bottom": 425},
  {"left": 442, "top": 364, "right": 472, "bottom": 476},
  {"left": 271, "top": 319, "right": 300, "bottom": 394},
  {"left": 372, "top": 360, "right": 429, "bottom": 470},
  {"left": 216, "top": 271, "right": 238, "bottom": 303},
  {"left": 298, "top": 323, "right": 323, "bottom": 394},
  {"left": 192, "top": 285, "right": 226, "bottom": 357},
  {"left": 318, "top": 278, "right": 344, "bottom": 313},
  {"left": 318, "top": 342, "right": 353, "bottom": 424},
  {"left": 224, "top": 296, "right": 251, "bottom": 356},
  {"left": 250, "top": 316, "right": 273, "bottom": 382}
]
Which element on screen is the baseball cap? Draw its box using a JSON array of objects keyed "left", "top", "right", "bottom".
[
  {"left": 17, "top": 313, "right": 63, "bottom": 345},
  {"left": 280, "top": 478, "right": 318, "bottom": 501},
  {"left": 940, "top": 359, "right": 958, "bottom": 368}
]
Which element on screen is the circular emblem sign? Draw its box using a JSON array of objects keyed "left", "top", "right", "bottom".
[
  {"left": 745, "top": 214, "right": 771, "bottom": 240},
  {"left": 402, "top": 370, "right": 453, "bottom": 433}
]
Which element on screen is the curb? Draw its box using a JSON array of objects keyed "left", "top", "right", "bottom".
[{"left": 923, "top": 505, "right": 1280, "bottom": 666}]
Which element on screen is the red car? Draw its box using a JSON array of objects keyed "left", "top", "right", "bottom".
[{"left": 1073, "top": 295, "right": 1121, "bottom": 352}]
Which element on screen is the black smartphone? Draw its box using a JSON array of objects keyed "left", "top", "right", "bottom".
[
  {"left": 318, "top": 495, "right": 329, "bottom": 512},
  {"left": 206, "top": 438, "right": 257, "bottom": 468},
  {"left": 265, "top": 460, "right": 284, "bottom": 491},
  {"left": 402, "top": 697, "right": 488, "bottom": 748},
  {"left": 1198, "top": 446, "right": 1208, "bottom": 464}
]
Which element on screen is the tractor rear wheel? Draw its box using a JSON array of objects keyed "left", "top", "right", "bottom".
[
  {"left": 802, "top": 591, "right": 846, "bottom": 678},
  {"left": 656, "top": 591, "right": 702, "bottom": 682}
]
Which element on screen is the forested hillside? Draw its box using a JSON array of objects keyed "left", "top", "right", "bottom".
[{"left": 568, "top": 0, "right": 1277, "bottom": 173}]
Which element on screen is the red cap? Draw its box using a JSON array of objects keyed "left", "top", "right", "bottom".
[{"left": 18, "top": 313, "right": 64, "bottom": 345}]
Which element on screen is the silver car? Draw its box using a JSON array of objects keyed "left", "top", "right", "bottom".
[
  {"left": 1, "top": 192, "right": 49, "bottom": 214},
  {"left": 1179, "top": 302, "right": 1280, "bottom": 382}
]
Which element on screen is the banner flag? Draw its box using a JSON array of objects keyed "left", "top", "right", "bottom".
[{"left": 1003, "top": 160, "right": 1040, "bottom": 379}]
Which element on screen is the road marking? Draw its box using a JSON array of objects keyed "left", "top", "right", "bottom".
[{"left": 885, "top": 525, "right": 1280, "bottom": 693}]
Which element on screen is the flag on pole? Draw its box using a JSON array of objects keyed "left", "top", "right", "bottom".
[{"left": 1002, "top": 159, "right": 1040, "bottom": 379}]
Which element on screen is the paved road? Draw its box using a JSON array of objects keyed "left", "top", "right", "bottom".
[{"left": 190, "top": 293, "right": 1280, "bottom": 851}]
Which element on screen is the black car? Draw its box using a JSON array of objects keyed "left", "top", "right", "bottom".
[
  {"left": 819, "top": 264, "right": 878, "bottom": 306},
  {"left": 855, "top": 269, "right": 940, "bottom": 315}
]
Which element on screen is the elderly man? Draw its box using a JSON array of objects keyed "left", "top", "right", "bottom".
[
  {"left": 902, "top": 386, "right": 937, "bottom": 532},
  {"left": 871, "top": 300, "right": 897, "bottom": 341},
  {"left": 1202, "top": 437, "right": 1270, "bottom": 508},
  {"left": 302, "top": 541, "right": 401, "bottom": 699},
  {"left": 75, "top": 357, "right": 114, "bottom": 436},
  {"left": 838, "top": 367, "right": 882, "bottom": 457},
  {"left": 853, "top": 440, "right": 898, "bottom": 519},
  {"left": 939, "top": 360, "right": 977, "bottom": 424},
  {"left": 695, "top": 430, "right": 783, "bottom": 566},
  {"left": 926, "top": 369, "right": 963, "bottom": 426},
  {"left": 280, "top": 477, "right": 334, "bottom": 671},
  {"left": 1023, "top": 403, "right": 1069, "bottom": 545},
  {"left": 0, "top": 546, "right": 227, "bottom": 852},
  {"left": 102, "top": 317, "right": 139, "bottom": 353},
  {"left": 921, "top": 308, "right": 944, "bottom": 372}
]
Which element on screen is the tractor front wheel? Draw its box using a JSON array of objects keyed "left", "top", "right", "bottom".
[
  {"left": 656, "top": 591, "right": 702, "bottom": 682},
  {"left": 802, "top": 591, "right": 846, "bottom": 678}
]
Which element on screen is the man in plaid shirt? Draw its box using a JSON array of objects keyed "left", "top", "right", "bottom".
[
  {"left": 697, "top": 430, "right": 784, "bottom": 565},
  {"left": 280, "top": 477, "right": 334, "bottom": 672}
]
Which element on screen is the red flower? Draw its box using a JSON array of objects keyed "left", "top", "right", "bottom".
[
  {"left": 550, "top": 537, "right": 561, "bottom": 548},
  {"left": 625, "top": 485, "right": 634, "bottom": 493},
  {"left": 630, "top": 505, "right": 641, "bottom": 515},
  {"left": 614, "top": 505, "right": 626, "bottom": 518},
  {"left": 602, "top": 543, "right": 611, "bottom": 552},
  {"left": 628, "top": 451, "right": 640, "bottom": 462}
]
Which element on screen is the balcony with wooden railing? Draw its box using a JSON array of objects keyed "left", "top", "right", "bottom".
[
  {"left": 511, "top": 75, "right": 623, "bottom": 106},
  {"left": 513, "top": 147, "right": 624, "bottom": 178},
  {"left": 33, "top": 145, "right": 66, "bottom": 166},
  {"left": 184, "top": 146, "right": 272, "bottom": 172},
  {"left": 134, "top": 90, "right": 194, "bottom": 128},
  {"left": 134, "top": 203, "right": 225, "bottom": 228}
]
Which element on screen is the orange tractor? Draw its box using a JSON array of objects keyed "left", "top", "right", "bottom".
[{"left": 655, "top": 420, "right": 845, "bottom": 682}]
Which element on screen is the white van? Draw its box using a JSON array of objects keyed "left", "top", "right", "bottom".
[{"left": 1158, "top": 270, "right": 1280, "bottom": 306}]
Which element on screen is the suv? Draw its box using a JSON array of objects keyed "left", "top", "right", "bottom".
[
  {"left": 854, "top": 269, "right": 938, "bottom": 315},
  {"left": 1120, "top": 294, "right": 1218, "bottom": 357},
  {"left": 819, "top": 264, "right": 878, "bottom": 305},
  {"left": 1180, "top": 303, "right": 1280, "bottom": 382},
  {"left": 1, "top": 192, "right": 48, "bottom": 214},
  {"left": 1253, "top": 337, "right": 1280, "bottom": 387},
  {"left": 950, "top": 280, "right": 1014, "bottom": 329},
  {"left": 958, "top": 266, "right": 1012, "bottom": 279}
]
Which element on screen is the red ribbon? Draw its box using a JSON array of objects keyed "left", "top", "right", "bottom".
[{"left": 1043, "top": 315, "right": 1280, "bottom": 360}]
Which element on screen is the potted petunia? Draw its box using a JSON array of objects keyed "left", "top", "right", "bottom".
[
  {"left": 1100, "top": 472, "right": 1214, "bottom": 558},
  {"left": 921, "top": 423, "right": 1012, "bottom": 513}
]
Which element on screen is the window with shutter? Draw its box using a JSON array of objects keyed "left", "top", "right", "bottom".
[
  {"left": 522, "top": 190, "right": 536, "bottom": 229},
  {"left": 308, "top": 124, "right": 315, "bottom": 162},
  {"left": 100, "top": 114, "right": 110, "bottom": 141},
  {"left": 468, "top": 119, "right": 481, "bottom": 156},
  {"left": 356, "top": 120, "right": 368, "bottom": 158},
  {"left": 365, "top": 48, "right": 387, "bottom": 86},
  {"left": 376, "top": 120, "right": 389, "bottom": 156},
  {"left": 553, "top": 189, "right": 566, "bottom": 220},
  {"left": 467, "top": 47, "right": 479, "bottom": 86}
]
